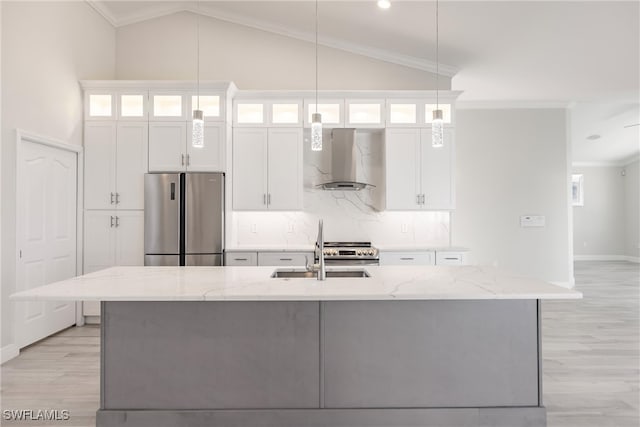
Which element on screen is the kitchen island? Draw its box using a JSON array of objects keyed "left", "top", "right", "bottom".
[{"left": 12, "top": 265, "right": 581, "bottom": 427}]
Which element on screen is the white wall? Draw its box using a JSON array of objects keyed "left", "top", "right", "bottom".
[
  {"left": 572, "top": 166, "right": 626, "bottom": 257},
  {"left": 116, "top": 12, "right": 449, "bottom": 90},
  {"left": 451, "top": 109, "right": 572, "bottom": 285},
  {"left": 624, "top": 160, "right": 640, "bottom": 260},
  {"left": 1, "top": 1, "right": 115, "bottom": 349}
]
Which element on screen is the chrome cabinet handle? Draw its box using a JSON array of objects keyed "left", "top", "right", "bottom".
[
  {"left": 416, "top": 194, "right": 420, "bottom": 205},
  {"left": 186, "top": 154, "right": 190, "bottom": 166},
  {"left": 279, "top": 258, "right": 293, "bottom": 261},
  {"left": 400, "top": 257, "right": 414, "bottom": 261},
  {"left": 235, "top": 258, "right": 248, "bottom": 261},
  {"left": 268, "top": 194, "right": 271, "bottom": 205},
  {"left": 115, "top": 193, "right": 120, "bottom": 204},
  {"left": 115, "top": 216, "right": 120, "bottom": 227},
  {"left": 263, "top": 194, "right": 267, "bottom": 205},
  {"left": 181, "top": 154, "right": 185, "bottom": 166},
  {"left": 110, "top": 192, "right": 115, "bottom": 204},
  {"left": 110, "top": 216, "right": 115, "bottom": 228},
  {"left": 421, "top": 194, "right": 426, "bottom": 204}
]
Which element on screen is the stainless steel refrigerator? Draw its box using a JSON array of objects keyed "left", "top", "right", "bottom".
[{"left": 144, "top": 173, "right": 224, "bottom": 266}]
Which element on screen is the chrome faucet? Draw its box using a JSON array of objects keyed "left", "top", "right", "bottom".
[{"left": 306, "top": 219, "right": 326, "bottom": 280}]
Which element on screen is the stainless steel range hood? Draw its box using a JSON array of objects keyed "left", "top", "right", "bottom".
[{"left": 319, "top": 128, "right": 374, "bottom": 191}]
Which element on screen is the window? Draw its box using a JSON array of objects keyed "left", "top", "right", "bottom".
[{"left": 572, "top": 174, "right": 584, "bottom": 206}]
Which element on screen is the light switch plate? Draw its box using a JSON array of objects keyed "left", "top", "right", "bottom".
[{"left": 520, "top": 215, "right": 545, "bottom": 227}]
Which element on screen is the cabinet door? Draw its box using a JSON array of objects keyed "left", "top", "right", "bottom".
[
  {"left": 148, "top": 122, "right": 187, "bottom": 172},
  {"left": 115, "top": 211, "right": 145, "bottom": 266},
  {"left": 116, "top": 122, "right": 148, "bottom": 209},
  {"left": 232, "top": 128, "right": 268, "bottom": 210},
  {"left": 83, "top": 210, "right": 116, "bottom": 273},
  {"left": 84, "top": 122, "right": 116, "bottom": 210},
  {"left": 225, "top": 252, "right": 258, "bottom": 266},
  {"left": 384, "top": 129, "right": 422, "bottom": 210},
  {"left": 187, "top": 123, "right": 225, "bottom": 172},
  {"left": 420, "top": 128, "right": 455, "bottom": 210},
  {"left": 267, "top": 128, "right": 303, "bottom": 210}
]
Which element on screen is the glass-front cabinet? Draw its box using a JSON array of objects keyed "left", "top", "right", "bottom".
[
  {"left": 150, "top": 92, "right": 186, "bottom": 121},
  {"left": 345, "top": 99, "right": 385, "bottom": 128},
  {"left": 234, "top": 100, "right": 302, "bottom": 127},
  {"left": 85, "top": 92, "right": 115, "bottom": 120},
  {"left": 188, "top": 94, "right": 224, "bottom": 122},
  {"left": 303, "top": 99, "right": 344, "bottom": 128},
  {"left": 118, "top": 93, "right": 147, "bottom": 120}
]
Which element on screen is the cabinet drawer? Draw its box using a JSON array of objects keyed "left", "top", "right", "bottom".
[
  {"left": 258, "top": 252, "right": 313, "bottom": 267},
  {"left": 225, "top": 252, "right": 258, "bottom": 266},
  {"left": 379, "top": 251, "right": 435, "bottom": 266},
  {"left": 435, "top": 252, "right": 466, "bottom": 266}
]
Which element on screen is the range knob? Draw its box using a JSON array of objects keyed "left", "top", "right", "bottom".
[
  {"left": 356, "top": 250, "right": 362, "bottom": 256},
  {"left": 332, "top": 250, "right": 338, "bottom": 256}
]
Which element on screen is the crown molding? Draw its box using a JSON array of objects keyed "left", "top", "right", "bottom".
[
  {"left": 85, "top": 0, "right": 117, "bottom": 27},
  {"left": 93, "top": 1, "right": 458, "bottom": 77},
  {"left": 572, "top": 154, "right": 639, "bottom": 167},
  {"left": 456, "top": 100, "right": 572, "bottom": 109}
]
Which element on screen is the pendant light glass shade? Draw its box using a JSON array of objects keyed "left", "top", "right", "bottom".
[
  {"left": 192, "top": 109, "right": 204, "bottom": 148},
  {"left": 311, "top": 112, "right": 323, "bottom": 151},
  {"left": 431, "top": 109, "right": 444, "bottom": 148}
]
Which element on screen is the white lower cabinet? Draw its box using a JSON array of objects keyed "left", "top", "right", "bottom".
[
  {"left": 83, "top": 210, "right": 144, "bottom": 316},
  {"left": 225, "top": 251, "right": 258, "bottom": 266},
  {"left": 258, "top": 252, "right": 314, "bottom": 267},
  {"left": 435, "top": 251, "right": 468, "bottom": 266},
  {"left": 379, "top": 251, "right": 435, "bottom": 266}
]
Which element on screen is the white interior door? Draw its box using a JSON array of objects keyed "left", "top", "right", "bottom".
[{"left": 16, "top": 139, "right": 78, "bottom": 348}]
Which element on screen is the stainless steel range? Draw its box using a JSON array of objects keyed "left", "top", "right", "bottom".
[{"left": 322, "top": 242, "right": 379, "bottom": 266}]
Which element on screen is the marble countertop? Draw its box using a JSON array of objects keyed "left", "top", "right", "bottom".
[{"left": 11, "top": 266, "right": 581, "bottom": 302}]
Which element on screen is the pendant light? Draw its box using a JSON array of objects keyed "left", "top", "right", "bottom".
[
  {"left": 432, "top": 0, "right": 444, "bottom": 148},
  {"left": 311, "top": 0, "right": 323, "bottom": 151},
  {"left": 192, "top": 3, "right": 204, "bottom": 148}
]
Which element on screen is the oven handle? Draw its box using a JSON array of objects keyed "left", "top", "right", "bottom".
[{"left": 324, "top": 259, "right": 380, "bottom": 266}]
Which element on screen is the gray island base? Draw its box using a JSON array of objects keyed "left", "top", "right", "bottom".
[{"left": 97, "top": 300, "right": 545, "bottom": 427}]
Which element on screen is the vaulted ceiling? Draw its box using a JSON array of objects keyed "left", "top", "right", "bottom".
[{"left": 89, "top": 0, "right": 639, "bottom": 162}]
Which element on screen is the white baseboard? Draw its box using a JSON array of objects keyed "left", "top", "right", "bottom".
[
  {"left": 574, "top": 255, "right": 640, "bottom": 263},
  {"left": 84, "top": 316, "right": 101, "bottom": 325},
  {"left": 1, "top": 344, "right": 19, "bottom": 364}
]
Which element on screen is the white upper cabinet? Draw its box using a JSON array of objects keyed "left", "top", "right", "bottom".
[
  {"left": 118, "top": 92, "right": 148, "bottom": 120},
  {"left": 186, "top": 123, "right": 225, "bottom": 172},
  {"left": 303, "top": 99, "right": 345, "bottom": 128},
  {"left": 150, "top": 92, "right": 187, "bottom": 121},
  {"left": 85, "top": 92, "right": 115, "bottom": 120},
  {"left": 386, "top": 100, "right": 421, "bottom": 127},
  {"left": 384, "top": 127, "right": 455, "bottom": 210},
  {"left": 234, "top": 100, "right": 302, "bottom": 127},
  {"left": 188, "top": 93, "right": 225, "bottom": 122},
  {"left": 148, "top": 122, "right": 187, "bottom": 172},
  {"left": 84, "top": 122, "right": 148, "bottom": 210},
  {"left": 84, "top": 122, "right": 117, "bottom": 210},
  {"left": 345, "top": 99, "right": 385, "bottom": 128},
  {"left": 115, "top": 122, "right": 148, "bottom": 209},
  {"left": 148, "top": 122, "right": 225, "bottom": 172},
  {"left": 232, "top": 127, "right": 303, "bottom": 211}
]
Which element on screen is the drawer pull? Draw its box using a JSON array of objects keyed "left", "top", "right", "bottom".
[
  {"left": 234, "top": 258, "right": 248, "bottom": 261},
  {"left": 400, "top": 257, "right": 414, "bottom": 260},
  {"left": 279, "top": 258, "right": 293, "bottom": 261},
  {"left": 444, "top": 257, "right": 460, "bottom": 260}
]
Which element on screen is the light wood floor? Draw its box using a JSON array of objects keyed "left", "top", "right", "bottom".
[{"left": 1, "top": 261, "right": 638, "bottom": 427}]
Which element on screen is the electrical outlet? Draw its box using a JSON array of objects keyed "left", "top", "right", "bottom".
[
  {"left": 401, "top": 223, "right": 408, "bottom": 233},
  {"left": 250, "top": 223, "right": 257, "bottom": 233}
]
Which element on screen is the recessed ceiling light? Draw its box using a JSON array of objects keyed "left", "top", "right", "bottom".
[
  {"left": 586, "top": 134, "right": 601, "bottom": 141},
  {"left": 377, "top": 0, "right": 391, "bottom": 10}
]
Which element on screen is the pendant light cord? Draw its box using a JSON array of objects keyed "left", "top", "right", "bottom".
[
  {"left": 435, "top": 0, "right": 439, "bottom": 109},
  {"left": 196, "top": 1, "right": 200, "bottom": 110},
  {"left": 315, "top": 0, "right": 319, "bottom": 113}
]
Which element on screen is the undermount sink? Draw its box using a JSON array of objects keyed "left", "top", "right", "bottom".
[{"left": 271, "top": 269, "right": 371, "bottom": 279}]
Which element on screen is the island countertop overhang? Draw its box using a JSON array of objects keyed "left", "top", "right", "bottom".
[{"left": 10, "top": 265, "right": 582, "bottom": 301}]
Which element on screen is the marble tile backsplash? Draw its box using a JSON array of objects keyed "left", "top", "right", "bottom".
[{"left": 228, "top": 129, "right": 450, "bottom": 248}]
